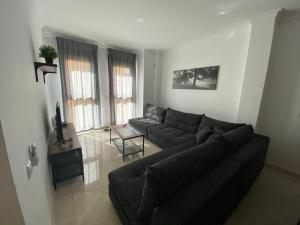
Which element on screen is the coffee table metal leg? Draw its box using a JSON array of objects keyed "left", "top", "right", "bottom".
[
  {"left": 122, "top": 139, "right": 125, "bottom": 162},
  {"left": 110, "top": 128, "right": 111, "bottom": 143},
  {"left": 142, "top": 136, "right": 144, "bottom": 156}
]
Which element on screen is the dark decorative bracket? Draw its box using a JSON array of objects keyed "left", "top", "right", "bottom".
[{"left": 34, "top": 62, "right": 57, "bottom": 83}]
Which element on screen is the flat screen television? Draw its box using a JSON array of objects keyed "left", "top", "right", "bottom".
[{"left": 55, "top": 103, "right": 64, "bottom": 143}]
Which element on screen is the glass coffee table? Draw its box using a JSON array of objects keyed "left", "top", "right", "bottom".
[{"left": 110, "top": 125, "right": 144, "bottom": 161}]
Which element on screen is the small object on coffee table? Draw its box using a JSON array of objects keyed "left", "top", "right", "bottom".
[{"left": 110, "top": 125, "right": 144, "bottom": 162}]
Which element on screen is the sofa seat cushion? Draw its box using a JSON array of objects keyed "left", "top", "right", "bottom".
[
  {"left": 129, "top": 117, "right": 160, "bottom": 136},
  {"left": 147, "top": 124, "right": 196, "bottom": 148},
  {"left": 144, "top": 104, "right": 166, "bottom": 122},
  {"left": 196, "top": 127, "right": 214, "bottom": 144},
  {"left": 138, "top": 138, "right": 226, "bottom": 222},
  {"left": 164, "top": 108, "right": 202, "bottom": 134}
]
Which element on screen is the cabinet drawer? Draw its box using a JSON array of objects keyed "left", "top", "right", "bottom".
[{"left": 54, "top": 162, "right": 83, "bottom": 182}]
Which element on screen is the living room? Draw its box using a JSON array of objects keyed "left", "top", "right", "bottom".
[{"left": 1, "top": 0, "right": 300, "bottom": 225}]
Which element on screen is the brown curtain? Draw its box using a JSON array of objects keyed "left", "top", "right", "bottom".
[
  {"left": 108, "top": 49, "right": 136, "bottom": 125},
  {"left": 57, "top": 38, "right": 101, "bottom": 132}
]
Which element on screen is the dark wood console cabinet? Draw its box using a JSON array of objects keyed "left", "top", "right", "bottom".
[{"left": 49, "top": 123, "right": 84, "bottom": 190}]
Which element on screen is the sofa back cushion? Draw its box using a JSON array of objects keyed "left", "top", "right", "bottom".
[
  {"left": 223, "top": 125, "right": 254, "bottom": 154},
  {"left": 164, "top": 108, "right": 202, "bottom": 134},
  {"left": 143, "top": 104, "right": 166, "bottom": 122},
  {"left": 199, "top": 115, "right": 245, "bottom": 131},
  {"left": 138, "top": 138, "right": 225, "bottom": 221},
  {"left": 196, "top": 127, "right": 214, "bottom": 144}
]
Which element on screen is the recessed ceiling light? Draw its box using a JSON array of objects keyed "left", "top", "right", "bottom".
[
  {"left": 218, "top": 11, "right": 227, "bottom": 15},
  {"left": 137, "top": 17, "right": 147, "bottom": 23}
]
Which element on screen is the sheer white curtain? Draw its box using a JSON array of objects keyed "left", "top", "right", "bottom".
[
  {"left": 113, "top": 66, "right": 134, "bottom": 125},
  {"left": 108, "top": 49, "right": 136, "bottom": 125},
  {"left": 97, "top": 47, "right": 111, "bottom": 127},
  {"left": 57, "top": 38, "right": 101, "bottom": 132}
]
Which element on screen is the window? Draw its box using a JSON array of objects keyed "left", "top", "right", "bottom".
[
  {"left": 112, "top": 65, "right": 134, "bottom": 125},
  {"left": 65, "top": 59, "right": 100, "bottom": 131}
]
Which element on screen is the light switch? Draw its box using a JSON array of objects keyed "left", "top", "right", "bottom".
[{"left": 26, "top": 160, "right": 33, "bottom": 179}]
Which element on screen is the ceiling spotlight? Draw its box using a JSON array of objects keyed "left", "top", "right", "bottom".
[
  {"left": 218, "top": 11, "right": 227, "bottom": 15},
  {"left": 137, "top": 17, "right": 147, "bottom": 23}
]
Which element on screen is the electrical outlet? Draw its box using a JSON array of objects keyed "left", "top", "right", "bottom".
[
  {"left": 29, "top": 143, "right": 39, "bottom": 166},
  {"left": 26, "top": 160, "right": 33, "bottom": 179}
]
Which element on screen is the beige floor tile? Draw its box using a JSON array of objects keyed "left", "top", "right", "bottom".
[
  {"left": 54, "top": 183, "right": 76, "bottom": 225},
  {"left": 72, "top": 191, "right": 121, "bottom": 225},
  {"left": 54, "top": 129, "right": 160, "bottom": 225},
  {"left": 226, "top": 166, "right": 300, "bottom": 225}
]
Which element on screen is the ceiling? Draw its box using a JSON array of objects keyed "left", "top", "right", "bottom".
[{"left": 36, "top": 0, "right": 300, "bottom": 49}]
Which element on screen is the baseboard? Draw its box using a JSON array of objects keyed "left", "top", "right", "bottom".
[{"left": 265, "top": 163, "right": 300, "bottom": 179}]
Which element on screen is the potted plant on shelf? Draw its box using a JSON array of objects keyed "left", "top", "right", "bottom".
[{"left": 38, "top": 45, "right": 58, "bottom": 64}]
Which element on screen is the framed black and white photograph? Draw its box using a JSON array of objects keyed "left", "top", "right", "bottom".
[{"left": 172, "top": 65, "right": 220, "bottom": 90}]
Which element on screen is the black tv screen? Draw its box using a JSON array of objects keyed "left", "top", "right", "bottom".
[{"left": 55, "top": 103, "right": 64, "bottom": 142}]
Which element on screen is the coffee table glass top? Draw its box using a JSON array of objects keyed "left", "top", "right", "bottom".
[
  {"left": 111, "top": 125, "right": 143, "bottom": 140},
  {"left": 110, "top": 125, "right": 145, "bottom": 161}
]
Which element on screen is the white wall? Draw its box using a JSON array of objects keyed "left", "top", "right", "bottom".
[
  {"left": 0, "top": 0, "right": 53, "bottom": 225},
  {"left": 256, "top": 15, "right": 300, "bottom": 175},
  {"left": 136, "top": 49, "right": 145, "bottom": 116},
  {"left": 153, "top": 51, "right": 163, "bottom": 105},
  {"left": 159, "top": 25, "right": 251, "bottom": 122},
  {"left": 237, "top": 9, "right": 280, "bottom": 127},
  {"left": 0, "top": 120, "right": 25, "bottom": 225},
  {"left": 144, "top": 49, "right": 163, "bottom": 107},
  {"left": 144, "top": 49, "right": 156, "bottom": 106},
  {"left": 98, "top": 47, "right": 111, "bottom": 126}
]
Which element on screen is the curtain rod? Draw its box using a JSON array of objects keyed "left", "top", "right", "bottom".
[{"left": 43, "top": 29, "right": 139, "bottom": 54}]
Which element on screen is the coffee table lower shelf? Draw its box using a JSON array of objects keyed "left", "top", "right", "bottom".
[{"left": 111, "top": 137, "right": 144, "bottom": 161}]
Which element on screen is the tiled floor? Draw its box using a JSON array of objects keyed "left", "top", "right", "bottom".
[{"left": 54, "top": 130, "right": 300, "bottom": 225}]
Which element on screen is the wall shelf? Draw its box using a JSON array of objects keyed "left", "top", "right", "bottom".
[{"left": 34, "top": 62, "right": 57, "bottom": 83}]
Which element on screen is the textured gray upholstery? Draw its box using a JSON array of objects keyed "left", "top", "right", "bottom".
[
  {"left": 144, "top": 104, "right": 166, "bottom": 122},
  {"left": 164, "top": 108, "right": 202, "bottom": 134},
  {"left": 129, "top": 117, "right": 160, "bottom": 136},
  {"left": 199, "top": 115, "right": 245, "bottom": 131},
  {"left": 147, "top": 124, "right": 196, "bottom": 148}
]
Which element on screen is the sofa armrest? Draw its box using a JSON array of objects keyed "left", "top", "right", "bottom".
[
  {"left": 229, "top": 134, "right": 270, "bottom": 164},
  {"left": 151, "top": 159, "right": 241, "bottom": 225}
]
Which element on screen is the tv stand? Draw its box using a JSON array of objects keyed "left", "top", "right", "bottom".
[
  {"left": 49, "top": 123, "right": 84, "bottom": 190},
  {"left": 54, "top": 137, "right": 73, "bottom": 145}
]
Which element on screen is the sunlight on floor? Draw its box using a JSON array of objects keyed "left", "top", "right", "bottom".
[{"left": 53, "top": 129, "right": 160, "bottom": 225}]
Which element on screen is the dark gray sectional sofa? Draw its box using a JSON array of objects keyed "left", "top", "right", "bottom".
[
  {"left": 130, "top": 104, "right": 201, "bottom": 149},
  {"left": 109, "top": 104, "right": 270, "bottom": 225}
]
